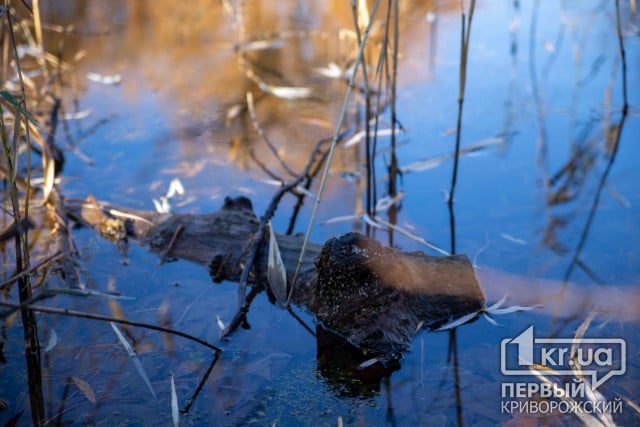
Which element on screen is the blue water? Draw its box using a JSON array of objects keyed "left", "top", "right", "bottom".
[{"left": 1, "top": 1, "right": 638, "bottom": 426}]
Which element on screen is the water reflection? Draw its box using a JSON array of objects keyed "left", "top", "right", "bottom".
[{"left": 0, "top": 0, "right": 638, "bottom": 426}]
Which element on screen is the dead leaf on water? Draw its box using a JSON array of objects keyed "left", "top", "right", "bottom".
[
  {"left": 72, "top": 376, "right": 96, "bottom": 404},
  {"left": 110, "top": 322, "right": 157, "bottom": 400}
]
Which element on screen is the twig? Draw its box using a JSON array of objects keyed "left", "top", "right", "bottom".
[
  {"left": 0, "top": 301, "right": 222, "bottom": 352},
  {"left": 222, "top": 134, "right": 334, "bottom": 338},
  {"left": 246, "top": 91, "right": 297, "bottom": 177},
  {"left": 0, "top": 251, "right": 61, "bottom": 291},
  {"left": 292, "top": 0, "right": 381, "bottom": 291},
  {"left": 181, "top": 352, "right": 221, "bottom": 414},
  {"left": 158, "top": 224, "right": 184, "bottom": 264},
  {"left": 447, "top": 0, "right": 476, "bottom": 255}
]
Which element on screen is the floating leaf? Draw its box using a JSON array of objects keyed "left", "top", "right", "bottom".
[
  {"left": 166, "top": 178, "right": 185, "bottom": 198},
  {"left": 485, "top": 304, "right": 542, "bottom": 315},
  {"left": 321, "top": 214, "right": 362, "bottom": 225},
  {"left": 152, "top": 197, "right": 171, "bottom": 214},
  {"left": 72, "top": 376, "right": 96, "bottom": 404},
  {"left": 86, "top": 72, "right": 122, "bottom": 85},
  {"left": 482, "top": 312, "right": 501, "bottom": 327},
  {"left": 170, "top": 372, "right": 179, "bottom": 427},
  {"left": 269, "top": 85, "right": 312, "bottom": 99},
  {"left": 216, "top": 315, "right": 225, "bottom": 331},
  {"left": 314, "top": 62, "right": 343, "bottom": 79},
  {"left": 375, "top": 192, "right": 405, "bottom": 212},
  {"left": 43, "top": 329, "right": 58, "bottom": 353},
  {"left": 401, "top": 154, "right": 449, "bottom": 173},
  {"left": 241, "top": 39, "right": 284, "bottom": 51},
  {"left": 500, "top": 233, "right": 526, "bottom": 245},
  {"left": 435, "top": 311, "right": 479, "bottom": 331},
  {"left": 110, "top": 322, "right": 156, "bottom": 399},
  {"left": 343, "top": 127, "right": 402, "bottom": 148},
  {"left": 267, "top": 221, "right": 288, "bottom": 306},
  {"left": 485, "top": 294, "right": 509, "bottom": 311},
  {"left": 357, "top": 358, "right": 379, "bottom": 370}
]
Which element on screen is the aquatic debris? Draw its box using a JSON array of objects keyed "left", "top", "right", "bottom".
[
  {"left": 216, "top": 315, "right": 225, "bottom": 331},
  {"left": 170, "top": 371, "right": 179, "bottom": 427},
  {"left": 400, "top": 137, "right": 505, "bottom": 174},
  {"left": 500, "top": 233, "right": 527, "bottom": 245},
  {"left": 72, "top": 376, "right": 96, "bottom": 404},
  {"left": 86, "top": 72, "right": 122, "bottom": 85},
  {"left": 110, "top": 322, "right": 157, "bottom": 400},
  {"left": 436, "top": 294, "right": 541, "bottom": 330},
  {"left": 357, "top": 358, "right": 379, "bottom": 370},
  {"left": 314, "top": 62, "right": 344, "bottom": 79},
  {"left": 245, "top": 68, "right": 311, "bottom": 100},
  {"left": 435, "top": 311, "right": 479, "bottom": 331},
  {"left": 267, "top": 221, "right": 288, "bottom": 306},
  {"left": 153, "top": 178, "right": 186, "bottom": 214},
  {"left": 343, "top": 126, "right": 403, "bottom": 148},
  {"left": 43, "top": 329, "right": 58, "bottom": 353}
]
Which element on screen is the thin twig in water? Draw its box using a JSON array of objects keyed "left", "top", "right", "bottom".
[
  {"left": 246, "top": 91, "right": 297, "bottom": 177},
  {"left": 0, "top": 251, "right": 62, "bottom": 291},
  {"left": 158, "top": 224, "right": 184, "bottom": 264},
  {"left": 0, "top": 301, "right": 222, "bottom": 352}
]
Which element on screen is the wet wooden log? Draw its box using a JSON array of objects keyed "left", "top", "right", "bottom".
[{"left": 65, "top": 195, "right": 486, "bottom": 364}]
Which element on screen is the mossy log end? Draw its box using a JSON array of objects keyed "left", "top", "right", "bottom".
[{"left": 66, "top": 195, "right": 486, "bottom": 364}]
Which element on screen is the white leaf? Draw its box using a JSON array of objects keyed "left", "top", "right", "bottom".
[
  {"left": 357, "top": 358, "right": 379, "bottom": 369},
  {"left": 241, "top": 39, "right": 284, "bottom": 51},
  {"left": 435, "top": 311, "right": 479, "bottom": 331},
  {"left": 314, "top": 62, "right": 343, "bottom": 79},
  {"left": 482, "top": 312, "right": 501, "bottom": 327},
  {"left": 43, "top": 329, "right": 58, "bottom": 353},
  {"left": 86, "top": 72, "right": 122, "bottom": 85},
  {"left": 267, "top": 222, "right": 288, "bottom": 305},
  {"left": 269, "top": 85, "right": 312, "bottom": 99},
  {"left": 170, "top": 372, "right": 179, "bottom": 427},
  {"left": 321, "top": 214, "right": 362, "bottom": 225},
  {"left": 401, "top": 155, "right": 449, "bottom": 173},
  {"left": 110, "top": 322, "right": 156, "bottom": 399},
  {"left": 152, "top": 197, "right": 171, "bottom": 214},
  {"left": 216, "top": 315, "right": 225, "bottom": 331},
  {"left": 375, "top": 192, "right": 405, "bottom": 212},
  {"left": 485, "top": 294, "right": 509, "bottom": 311},
  {"left": 500, "top": 233, "right": 527, "bottom": 245},
  {"left": 486, "top": 304, "right": 542, "bottom": 315},
  {"left": 166, "top": 178, "right": 185, "bottom": 198}
]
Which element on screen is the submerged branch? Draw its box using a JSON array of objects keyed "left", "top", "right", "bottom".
[{"left": 0, "top": 301, "right": 222, "bottom": 352}]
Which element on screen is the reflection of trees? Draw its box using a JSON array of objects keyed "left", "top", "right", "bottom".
[{"left": 529, "top": 2, "right": 630, "bottom": 285}]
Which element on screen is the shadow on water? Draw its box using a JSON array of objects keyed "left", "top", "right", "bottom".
[{"left": 0, "top": 0, "right": 639, "bottom": 425}]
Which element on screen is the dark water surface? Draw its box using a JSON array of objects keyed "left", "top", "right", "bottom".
[{"left": 1, "top": 1, "right": 639, "bottom": 426}]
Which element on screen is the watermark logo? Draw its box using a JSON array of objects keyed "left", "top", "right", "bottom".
[{"left": 501, "top": 325, "right": 626, "bottom": 391}]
